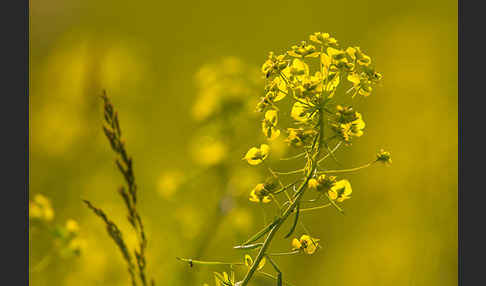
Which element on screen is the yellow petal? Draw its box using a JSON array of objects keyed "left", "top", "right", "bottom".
[
  {"left": 265, "top": 110, "right": 278, "bottom": 124},
  {"left": 292, "top": 238, "right": 302, "bottom": 250},
  {"left": 244, "top": 254, "right": 253, "bottom": 267},
  {"left": 257, "top": 257, "right": 266, "bottom": 270},
  {"left": 347, "top": 73, "right": 360, "bottom": 85},
  {"left": 260, "top": 144, "right": 269, "bottom": 157},
  {"left": 273, "top": 77, "right": 287, "bottom": 101}
]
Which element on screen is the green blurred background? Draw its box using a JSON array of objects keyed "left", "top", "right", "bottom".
[{"left": 29, "top": 0, "right": 457, "bottom": 285}]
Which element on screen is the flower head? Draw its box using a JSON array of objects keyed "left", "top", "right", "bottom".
[
  {"left": 309, "top": 32, "right": 338, "bottom": 47},
  {"left": 285, "top": 128, "right": 317, "bottom": 147},
  {"left": 346, "top": 46, "right": 371, "bottom": 66},
  {"left": 249, "top": 183, "right": 272, "bottom": 203},
  {"left": 328, "top": 179, "right": 352, "bottom": 202},
  {"left": 243, "top": 144, "right": 269, "bottom": 165},
  {"left": 291, "top": 101, "right": 316, "bottom": 123},
  {"left": 331, "top": 111, "right": 365, "bottom": 142},
  {"left": 287, "top": 41, "right": 320, "bottom": 58},
  {"left": 29, "top": 194, "right": 54, "bottom": 222},
  {"left": 66, "top": 219, "right": 80, "bottom": 235},
  {"left": 376, "top": 149, "right": 392, "bottom": 164},
  {"left": 292, "top": 235, "right": 320, "bottom": 254},
  {"left": 308, "top": 174, "right": 337, "bottom": 192},
  {"left": 261, "top": 52, "right": 288, "bottom": 78}
]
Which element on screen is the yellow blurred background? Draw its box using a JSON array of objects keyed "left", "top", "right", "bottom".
[{"left": 29, "top": 0, "right": 457, "bottom": 285}]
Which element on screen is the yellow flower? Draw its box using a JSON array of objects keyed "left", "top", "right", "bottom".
[
  {"left": 249, "top": 183, "right": 272, "bottom": 203},
  {"left": 262, "top": 110, "right": 280, "bottom": 140},
  {"left": 157, "top": 170, "right": 184, "bottom": 199},
  {"left": 292, "top": 235, "right": 320, "bottom": 254},
  {"left": 261, "top": 52, "right": 288, "bottom": 78},
  {"left": 308, "top": 175, "right": 337, "bottom": 192},
  {"left": 309, "top": 32, "right": 338, "bottom": 47},
  {"left": 346, "top": 46, "right": 371, "bottom": 66},
  {"left": 66, "top": 219, "right": 80, "bottom": 235},
  {"left": 308, "top": 178, "right": 319, "bottom": 189},
  {"left": 287, "top": 41, "right": 320, "bottom": 58},
  {"left": 335, "top": 105, "right": 361, "bottom": 124},
  {"left": 376, "top": 149, "right": 392, "bottom": 164},
  {"left": 66, "top": 238, "right": 86, "bottom": 257},
  {"left": 244, "top": 254, "right": 266, "bottom": 270},
  {"left": 326, "top": 47, "right": 354, "bottom": 72},
  {"left": 291, "top": 101, "right": 316, "bottom": 123},
  {"left": 243, "top": 144, "right": 269, "bottom": 165},
  {"left": 285, "top": 128, "right": 317, "bottom": 147},
  {"left": 327, "top": 47, "right": 346, "bottom": 62},
  {"left": 332, "top": 112, "right": 365, "bottom": 142},
  {"left": 193, "top": 137, "right": 227, "bottom": 166},
  {"left": 29, "top": 194, "right": 54, "bottom": 222},
  {"left": 347, "top": 72, "right": 373, "bottom": 97},
  {"left": 328, "top": 179, "right": 352, "bottom": 202},
  {"left": 264, "top": 76, "right": 287, "bottom": 102},
  {"left": 281, "top": 58, "right": 309, "bottom": 82}
]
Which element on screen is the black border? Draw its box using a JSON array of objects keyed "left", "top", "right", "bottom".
[
  {"left": 459, "top": 1, "right": 486, "bottom": 285},
  {"left": 2, "top": 0, "right": 29, "bottom": 284}
]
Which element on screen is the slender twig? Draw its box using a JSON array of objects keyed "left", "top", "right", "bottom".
[
  {"left": 300, "top": 203, "right": 331, "bottom": 212},
  {"left": 318, "top": 160, "right": 376, "bottom": 174},
  {"left": 176, "top": 257, "right": 244, "bottom": 267}
]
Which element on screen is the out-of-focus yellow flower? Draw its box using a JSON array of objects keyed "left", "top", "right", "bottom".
[
  {"left": 243, "top": 144, "right": 269, "bottom": 165},
  {"left": 244, "top": 254, "right": 265, "bottom": 270},
  {"left": 249, "top": 183, "right": 272, "bottom": 203},
  {"left": 262, "top": 110, "right": 280, "bottom": 140},
  {"left": 193, "top": 138, "right": 227, "bottom": 166},
  {"left": 292, "top": 235, "right": 320, "bottom": 254},
  {"left": 29, "top": 194, "right": 54, "bottom": 222},
  {"left": 157, "top": 170, "right": 184, "bottom": 199},
  {"left": 231, "top": 208, "right": 253, "bottom": 231},
  {"left": 376, "top": 149, "right": 392, "bottom": 164},
  {"left": 65, "top": 237, "right": 86, "bottom": 257},
  {"left": 65, "top": 219, "right": 79, "bottom": 235},
  {"left": 328, "top": 179, "right": 352, "bottom": 202}
]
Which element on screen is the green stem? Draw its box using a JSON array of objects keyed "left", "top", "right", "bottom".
[
  {"left": 266, "top": 250, "right": 301, "bottom": 256},
  {"left": 300, "top": 203, "right": 331, "bottom": 212},
  {"left": 176, "top": 257, "right": 243, "bottom": 266},
  {"left": 238, "top": 170, "right": 313, "bottom": 286},
  {"left": 238, "top": 109, "right": 326, "bottom": 286},
  {"left": 257, "top": 271, "right": 296, "bottom": 286},
  {"left": 318, "top": 161, "right": 375, "bottom": 174},
  {"left": 273, "top": 169, "right": 305, "bottom": 175},
  {"left": 280, "top": 152, "right": 306, "bottom": 161},
  {"left": 317, "top": 141, "right": 342, "bottom": 165}
]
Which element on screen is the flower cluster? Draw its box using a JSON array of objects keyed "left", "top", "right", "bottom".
[
  {"left": 29, "top": 194, "right": 54, "bottom": 222},
  {"left": 179, "top": 32, "right": 391, "bottom": 286},
  {"left": 30, "top": 194, "right": 85, "bottom": 272}
]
